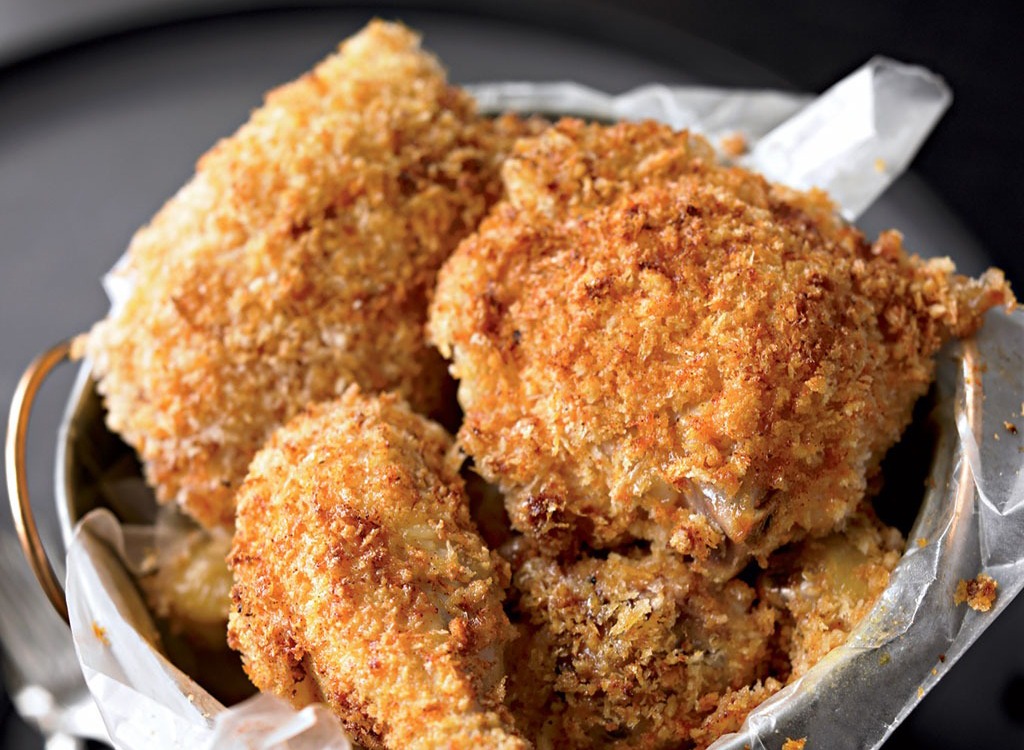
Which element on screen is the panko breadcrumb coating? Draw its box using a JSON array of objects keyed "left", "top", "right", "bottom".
[
  {"left": 227, "top": 389, "right": 526, "bottom": 750},
  {"left": 504, "top": 540, "right": 777, "bottom": 749},
  {"left": 80, "top": 20, "right": 542, "bottom": 527},
  {"left": 758, "top": 505, "right": 903, "bottom": 678},
  {"left": 429, "top": 118, "right": 1014, "bottom": 570},
  {"left": 688, "top": 679, "right": 784, "bottom": 750},
  {"left": 954, "top": 572, "right": 998, "bottom": 612},
  {"left": 502, "top": 506, "right": 903, "bottom": 748}
]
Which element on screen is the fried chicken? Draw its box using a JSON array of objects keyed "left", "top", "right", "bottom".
[
  {"left": 138, "top": 524, "right": 254, "bottom": 704},
  {"left": 227, "top": 388, "right": 527, "bottom": 750},
  {"left": 429, "top": 119, "right": 1014, "bottom": 571},
  {"left": 501, "top": 506, "right": 901, "bottom": 748},
  {"left": 81, "top": 25, "right": 1009, "bottom": 745},
  {"left": 80, "top": 20, "right": 541, "bottom": 527},
  {"left": 139, "top": 524, "right": 233, "bottom": 651},
  {"left": 504, "top": 540, "right": 777, "bottom": 749},
  {"left": 758, "top": 505, "right": 904, "bottom": 679}
]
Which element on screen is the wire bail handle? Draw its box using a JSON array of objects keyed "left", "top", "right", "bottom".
[{"left": 5, "top": 340, "right": 74, "bottom": 624}]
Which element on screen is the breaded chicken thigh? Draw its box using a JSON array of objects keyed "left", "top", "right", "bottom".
[
  {"left": 429, "top": 119, "right": 1013, "bottom": 571},
  {"left": 80, "top": 21, "right": 540, "bottom": 527},
  {"left": 502, "top": 506, "right": 902, "bottom": 748},
  {"left": 504, "top": 540, "right": 777, "bottom": 749},
  {"left": 227, "top": 389, "right": 526, "bottom": 750}
]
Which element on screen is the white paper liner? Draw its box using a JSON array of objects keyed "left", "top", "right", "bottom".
[
  {"left": 60, "top": 57, "right": 1024, "bottom": 750},
  {"left": 745, "top": 56, "right": 951, "bottom": 219}
]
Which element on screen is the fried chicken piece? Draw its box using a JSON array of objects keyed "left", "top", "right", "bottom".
[
  {"left": 227, "top": 389, "right": 527, "bottom": 750},
  {"left": 138, "top": 523, "right": 254, "bottom": 704},
  {"left": 139, "top": 524, "right": 233, "bottom": 651},
  {"left": 429, "top": 119, "right": 1014, "bottom": 570},
  {"left": 504, "top": 541, "right": 777, "bottom": 749},
  {"left": 758, "top": 505, "right": 903, "bottom": 678},
  {"left": 79, "top": 21, "right": 541, "bottom": 527}
]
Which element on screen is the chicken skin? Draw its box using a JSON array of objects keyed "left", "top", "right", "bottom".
[
  {"left": 227, "top": 389, "right": 527, "bottom": 750},
  {"left": 80, "top": 21, "right": 540, "bottom": 527},
  {"left": 429, "top": 119, "right": 1013, "bottom": 571},
  {"left": 504, "top": 540, "right": 777, "bottom": 749}
]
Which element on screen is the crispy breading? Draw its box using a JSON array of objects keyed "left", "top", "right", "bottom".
[
  {"left": 504, "top": 541, "right": 776, "bottom": 749},
  {"left": 227, "top": 389, "right": 527, "bottom": 750},
  {"left": 429, "top": 119, "right": 1014, "bottom": 570},
  {"left": 688, "top": 679, "right": 784, "bottom": 749},
  {"left": 954, "top": 572, "right": 998, "bottom": 612},
  {"left": 80, "top": 21, "right": 541, "bottom": 527},
  {"left": 758, "top": 505, "right": 903, "bottom": 678}
]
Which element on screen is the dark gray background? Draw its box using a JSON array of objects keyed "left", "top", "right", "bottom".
[{"left": 1, "top": 2, "right": 1021, "bottom": 748}]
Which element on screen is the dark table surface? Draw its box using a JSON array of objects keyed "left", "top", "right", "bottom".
[{"left": 1, "top": 2, "right": 1021, "bottom": 749}]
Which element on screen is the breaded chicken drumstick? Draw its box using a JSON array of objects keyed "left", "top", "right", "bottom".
[
  {"left": 80, "top": 21, "right": 540, "bottom": 527},
  {"left": 228, "top": 388, "right": 527, "bottom": 750},
  {"left": 429, "top": 119, "right": 1014, "bottom": 574}
]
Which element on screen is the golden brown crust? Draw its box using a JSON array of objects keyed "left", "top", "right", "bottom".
[
  {"left": 501, "top": 506, "right": 902, "bottom": 748},
  {"left": 227, "top": 388, "right": 527, "bottom": 750},
  {"left": 82, "top": 21, "right": 542, "bottom": 527},
  {"left": 429, "top": 118, "right": 1014, "bottom": 566},
  {"left": 688, "top": 679, "right": 784, "bottom": 749},
  {"left": 505, "top": 543, "right": 777, "bottom": 749},
  {"left": 758, "top": 505, "right": 904, "bottom": 678}
]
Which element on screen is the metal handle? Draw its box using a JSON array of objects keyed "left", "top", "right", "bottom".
[{"left": 5, "top": 340, "right": 74, "bottom": 624}]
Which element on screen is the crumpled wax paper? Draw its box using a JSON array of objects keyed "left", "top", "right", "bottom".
[{"left": 61, "top": 57, "right": 1023, "bottom": 750}]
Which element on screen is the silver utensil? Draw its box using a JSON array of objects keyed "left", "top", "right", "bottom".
[{"left": 0, "top": 531, "right": 107, "bottom": 748}]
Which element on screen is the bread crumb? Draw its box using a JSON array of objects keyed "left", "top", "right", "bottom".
[
  {"left": 916, "top": 537, "right": 928, "bottom": 548},
  {"left": 719, "top": 132, "right": 747, "bottom": 157},
  {"left": 917, "top": 686, "right": 925, "bottom": 698},
  {"left": 1004, "top": 421, "right": 1018, "bottom": 435},
  {"left": 874, "top": 157, "right": 887, "bottom": 173},
  {"left": 931, "top": 667, "right": 938, "bottom": 676},
  {"left": 994, "top": 432, "right": 1000, "bottom": 441},
  {"left": 954, "top": 573, "right": 998, "bottom": 612},
  {"left": 91, "top": 621, "right": 110, "bottom": 646},
  {"left": 878, "top": 652, "right": 891, "bottom": 666},
  {"left": 783, "top": 739, "right": 807, "bottom": 750}
]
